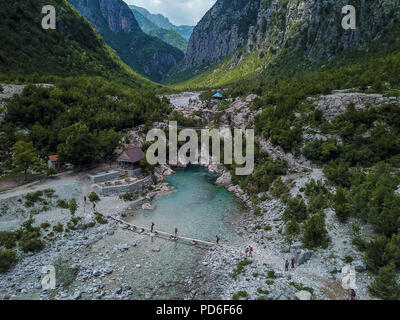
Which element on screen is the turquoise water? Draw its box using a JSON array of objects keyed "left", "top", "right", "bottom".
[
  {"left": 87, "top": 166, "right": 241, "bottom": 299},
  {"left": 115, "top": 166, "right": 241, "bottom": 299},
  {"left": 129, "top": 166, "right": 240, "bottom": 243}
]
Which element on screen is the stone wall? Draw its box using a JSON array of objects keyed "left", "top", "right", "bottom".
[
  {"left": 95, "top": 176, "right": 153, "bottom": 196},
  {"left": 88, "top": 171, "right": 120, "bottom": 184}
]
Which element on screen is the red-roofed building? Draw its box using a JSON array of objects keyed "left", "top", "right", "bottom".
[{"left": 48, "top": 155, "right": 59, "bottom": 169}]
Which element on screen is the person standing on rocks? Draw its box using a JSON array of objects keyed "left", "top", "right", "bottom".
[
  {"left": 174, "top": 227, "right": 178, "bottom": 239},
  {"left": 151, "top": 222, "right": 155, "bottom": 233},
  {"left": 291, "top": 257, "right": 295, "bottom": 269},
  {"left": 245, "top": 247, "right": 249, "bottom": 257},
  {"left": 216, "top": 235, "right": 220, "bottom": 245},
  {"left": 249, "top": 246, "right": 253, "bottom": 257},
  {"left": 285, "top": 259, "right": 289, "bottom": 271}
]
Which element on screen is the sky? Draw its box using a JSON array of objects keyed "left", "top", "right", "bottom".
[{"left": 123, "top": 0, "right": 216, "bottom": 26}]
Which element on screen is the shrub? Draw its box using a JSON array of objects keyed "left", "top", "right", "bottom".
[
  {"left": 231, "top": 259, "right": 253, "bottom": 280},
  {"left": 283, "top": 196, "right": 308, "bottom": 222},
  {"left": 69, "top": 198, "right": 78, "bottom": 215},
  {"left": 344, "top": 256, "right": 354, "bottom": 263},
  {"left": 89, "top": 192, "right": 100, "bottom": 203},
  {"left": 302, "top": 214, "right": 329, "bottom": 249},
  {"left": 232, "top": 290, "right": 248, "bottom": 300},
  {"left": 0, "top": 232, "right": 17, "bottom": 249},
  {"left": 53, "top": 224, "right": 64, "bottom": 233},
  {"left": 95, "top": 212, "right": 108, "bottom": 225},
  {"left": 0, "top": 249, "right": 17, "bottom": 273},
  {"left": 289, "top": 281, "right": 314, "bottom": 294},
  {"left": 20, "top": 238, "right": 45, "bottom": 253},
  {"left": 40, "top": 222, "right": 51, "bottom": 230},
  {"left": 270, "top": 177, "right": 289, "bottom": 198},
  {"left": 57, "top": 199, "right": 69, "bottom": 209},
  {"left": 333, "top": 187, "right": 351, "bottom": 222},
  {"left": 285, "top": 219, "right": 300, "bottom": 244},
  {"left": 119, "top": 193, "right": 134, "bottom": 202},
  {"left": 267, "top": 270, "right": 276, "bottom": 279},
  {"left": 369, "top": 263, "right": 400, "bottom": 300}
]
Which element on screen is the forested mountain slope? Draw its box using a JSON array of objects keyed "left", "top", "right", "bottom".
[
  {"left": 68, "top": 0, "right": 184, "bottom": 82},
  {"left": 0, "top": 0, "right": 154, "bottom": 88}
]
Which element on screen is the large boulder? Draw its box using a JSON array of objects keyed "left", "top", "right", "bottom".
[
  {"left": 295, "top": 250, "right": 312, "bottom": 265},
  {"left": 352, "top": 260, "right": 367, "bottom": 272},
  {"left": 296, "top": 290, "right": 312, "bottom": 300}
]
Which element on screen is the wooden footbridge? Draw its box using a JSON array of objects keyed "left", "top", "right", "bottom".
[{"left": 110, "top": 216, "right": 216, "bottom": 247}]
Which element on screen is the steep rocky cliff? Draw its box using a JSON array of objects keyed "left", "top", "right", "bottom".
[
  {"left": 68, "top": 0, "right": 184, "bottom": 82},
  {"left": 182, "top": 0, "right": 400, "bottom": 72}
]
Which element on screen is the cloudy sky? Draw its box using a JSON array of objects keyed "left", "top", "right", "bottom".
[{"left": 123, "top": 0, "right": 216, "bottom": 26}]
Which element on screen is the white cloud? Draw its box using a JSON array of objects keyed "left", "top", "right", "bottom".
[{"left": 124, "top": 0, "right": 216, "bottom": 26}]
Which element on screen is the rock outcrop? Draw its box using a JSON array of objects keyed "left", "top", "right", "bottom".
[
  {"left": 311, "top": 91, "right": 400, "bottom": 120},
  {"left": 182, "top": 0, "right": 400, "bottom": 72}
]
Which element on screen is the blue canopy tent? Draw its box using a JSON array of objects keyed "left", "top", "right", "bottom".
[{"left": 212, "top": 92, "right": 223, "bottom": 100}]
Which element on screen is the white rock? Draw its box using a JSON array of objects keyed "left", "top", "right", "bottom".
[{"left": 296, "top": 290, "right": 312, "bottom": 300}]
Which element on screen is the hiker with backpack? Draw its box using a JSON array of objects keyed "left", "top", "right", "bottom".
[
  {"left": 291, "top": 257, "right": 295, "bottom": 269},
  {"left": 349, "top": 289, "right": 356, "bottom": 300},
  {"left": 285, "top": 259, "right": 289, "bottom": 271}
]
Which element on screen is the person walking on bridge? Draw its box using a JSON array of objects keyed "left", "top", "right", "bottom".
[{"left": 151, "top": 222, "right": 155, "bottom": 233}]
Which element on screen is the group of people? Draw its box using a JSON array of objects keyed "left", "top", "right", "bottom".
[
  {"left": 83, "top": 195, "right": 96, "bottom": 210},
  {"left": 245, "top": 246, "right": 254, "bottom": 257},
  {"left": 284, "top": 257, "right": 296, "bottom": 271}
]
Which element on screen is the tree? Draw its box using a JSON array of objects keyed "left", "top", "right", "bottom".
[
  {"left": 270, "top": 177, "right": 289, "bottom": 198},
  {"left": 89, "top": 192, "right": 100, "bottom": 203},
  {"left": 333, "top": 187, "right": 351, "bottom": 222},
  {"left": 369, "top": 263, "right": 400, "bottom": 300},
  {"left": 0, "top": 249, "right": 17, "bottom": 273},
  {"left": 69, "top": 198, "right": 78, "bottom": 215},
  {"left": 302, "top": 213, "right": 329, "bottom": 249},
  {"left": 283, "top": 196, "right": 308, "bottom": 222},
  {"left": 58, "top": 123, "right": 99, "bottom": 167},
  {"left": 365, "top": 236, "right": 390, "bottom": 273},
  {"left": 97, "top": 129, "right": 124, "bottom": 165},
  {"left": 11, "top": 141, "right": 39, "bottom": 181}
]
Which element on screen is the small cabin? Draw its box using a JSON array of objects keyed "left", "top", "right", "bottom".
[{"left": 117, "top": 146, "right": 144, "bottom": 169}]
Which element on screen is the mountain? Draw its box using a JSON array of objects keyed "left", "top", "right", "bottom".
[
  {"left": 132, "top": 8, "right": 159, "bottom": 32},
  {"left": 68, "top": 0, "right": 184, "bottom": 82},
  {"left": 0, "top": 0, "right": 154, "bottom": 88},
  {"left": 147, "top": 29, "right": 188, "bottom": 53},
  {"left": 129, "top": 5, "right": 194, "bottom": 40},
  {"left": 130, "top": 8, "right": 188, "bottom": 53},
  {"left": 174, "top": 0, "right": 400, "bottom": 87}
]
